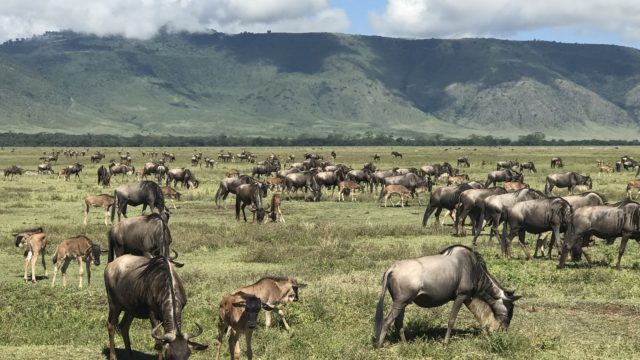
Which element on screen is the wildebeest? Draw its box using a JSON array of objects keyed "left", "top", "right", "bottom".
[
  {"left": 626, "top": 179, "right": 640, "bottom": 199},
  {"left": 518, "top": 161, "right": 536, "bottom": 173},
  {"left": 454, "top": 187, "right": 507, "bottom": 237},
  {"left": 269, "top": 192, "right": 285, "bottom": 223},
  {"left": 90, "top": 152, "right": 105, "bottom": 163},
  {"left": 108, "top": 213, "right": 171, "bottom": 261},
  {"left": 484, "top": 169, "right": 523, "bottom": 188},
  {"left": 4, "top": 165, "right": 25, "bottom": 180},
  {"left": 142, "top": 161, "right": 167, "bottom": 182},
  {"left": 284, "top": 171, "right": 321, "bottom": 201},
  {"left": 105, "top": 255, "right": 206, "bottom": 360},
  {"left": 391, "top": 151, "right": 403, "bottom": 159},
  {"left": 63, "top": 163, "right": 84, "bottom": 181},
  {"left": 373, "top": 153, "right": 381, "bottom": 161},
  {"left": 84, "top": 194, "right": 115, "bottom": 226},
  {"left": 422, "top": 183, "right": 474, "bottom": 227},
  {"left": 381, "top": 173, "right": 432, "bottom": 202},
  {"left": 161, "top": 186, "right": 181, "bottom": 210},
  {"left": 457, "top": 157, "right": 470, "bottom": 167},
  {"left": 215, "top": 291, "right": 274, "bottom": 360},
  {"left": 380, "top": 184, "right": 413, "bottom": 207},
  {"left": 502, "top": 198, "right": 573, "bottom": 259},
  {"left": 252, "top": 160, "right": 280, "bottom": 179},
  {"left": 14, "top": 227, "right": 48, "bottom": 283},
  {"left": 544, "top": 172, "right": 592, "bottom": 195},
  {"left": 214, "top": 175, "right": 255, "bottom": 208},
  {"left": 496, "top": 160, "right": 519, "bottom": 171},
  {"left": 447, "top": 175, "right": 469, "bottom": 186},
  {"left": 236, "top": 183, "right": 267, "bottom": 223},
  {"left": 374, "top": 245, "right": 519, "bottom": 347},
  {"left": 314, "top": 168, "right": 346, "bottom": 197},
  {"left": 37, "top": 163, "right": 53, "bottom": 175},
  {"left": 503, "top": 181, "right": 529, "bottom": 192},
  {"left": 97, "top": 165, "right": 111, "bottom": 186},
  {"left": 167, "top": 168, "right": 199, "bottom": 189},
  {"left": 371, "top": 168, "right": 398, "bottom": 192},
  {"left": 51, "top": 235, "right": 102, "bottom": 288},
  {"left": 109, "top": 163, "right": 135, "bottom": 181},
  {"left": 338, "top": 180, "right": 363, "bottom": 202},
  {"left": 420, "top": 162, "right": 453, "bottom": 178},
  {"left": 550, "top": 157, "right": 563, "bottom": 168},
  {"left": 111, "top": 181, "right": 167, "bottom": 222},
  {"left": 232, "top": 276, "right": 306, "bottom": 331}
]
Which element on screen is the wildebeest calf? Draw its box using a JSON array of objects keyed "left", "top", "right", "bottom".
[
  {"left": 14, "top": 227, "right": 48, "bottom": 283},
  {"left": 51, "top": 235, "right": 103, "bottom": 288}
]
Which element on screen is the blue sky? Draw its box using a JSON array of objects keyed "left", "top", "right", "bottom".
[{"left": 1, "top": 0, "right": 639, "bottom": 48}]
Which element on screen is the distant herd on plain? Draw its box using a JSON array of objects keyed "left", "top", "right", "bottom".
[{"left": 7, "top": 148, "right": 640, "bottom": 359}]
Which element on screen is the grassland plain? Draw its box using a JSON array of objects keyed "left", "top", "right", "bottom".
[{"left": 1, "top": 146, "right": 640, "bottom": 360}]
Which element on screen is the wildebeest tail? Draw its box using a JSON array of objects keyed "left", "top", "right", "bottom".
[
  {"left": 544, "top": 177, "right": 551, "bottom": 195},
  {"left": 51, "top": 252, "right": 58, "bottom": 265},
  {"left": 377, "top": 187, "right": 385, "bottom": 203},
  {"left": 110, "top": 190, "right": 117, "bottom": 222},
  {"left": 214, "top": 184, "right": 223, "bottom": 207},
  {"left": 374, "top": 268, "right": 391, "bottom": 346},
  {"left": 107, "top": 227, "right": 116, "bottom": 262}
]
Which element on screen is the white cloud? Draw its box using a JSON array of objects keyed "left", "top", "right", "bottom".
[
  {"left": 370, "top": 0, "right": 640, "bottom": 42},
  {"left": 0, "top": 0, "right": 349, "bottom": 42}
]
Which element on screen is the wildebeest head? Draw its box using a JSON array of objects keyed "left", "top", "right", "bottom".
[
  {"left": 85, "top": 244, "right": 103, "bottom": 266},
  {"left": 151, "top": 323, "right": 206, "bottom": 360},
  {"left": 291, "top": 281, "right": 308, "bottom": 302},
  {"left": 583, "top": 176, "right": 593, "bottom": 189},
  {"left": 232, "top": 292, "right": 274, "bottom": 329},
  {"left": 13, "top": 227, "right": 43, "bottom": 247}
]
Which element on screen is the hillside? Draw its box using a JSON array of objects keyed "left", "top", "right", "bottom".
[{"left": 1, "top": 31, "right": 640, "bottom": 139}]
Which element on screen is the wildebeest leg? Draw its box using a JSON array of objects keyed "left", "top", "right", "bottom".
[
  {"left": 616, "top": 236, "right": 630, "bottom": 270},
  {"left": 107, "top": 305, "right": 121, "bottom": 360},
  {"left": 76, "top": 258, "right": 85, "bottom": 287},
  {"left": 170, "top": 199, "right": 177, "bottom": 210},
  {"left": 119, "top": 312, "right": 135, "bottom": 357},
  {"left": 394, "top": 308, "right": 407, "bottom": 343},
  {"left": 444, "top": 295, "right": 467, "bottom": 345},
  {"left": 61, "top": 258, "right": 72, "bottom": 287},
  {"left": 278, "top": 308, "right": 291, "bottom": 331},
  {"left": 84, "top": 204, "right": 89, "bottom": 226},
  {"left": 229, "top": 331, "right": 241, "bottom": 360},
  {"left": 378, "top": 302, "right": 406, "bottom": 347},
  {"left": 422, "top": 203, "right": 437, "bottom": 226},
  {"left": 104, "top": 206, "right": 112, "bottom": 226},
  {"left": 518, "top": 230, "right": 531, "bottom": 260},
  {"left": 245, "top": 329, "right": 253, "bottom": 360},
  {"left": 24, "top": 250, "right": 32, "bottom": 282}
]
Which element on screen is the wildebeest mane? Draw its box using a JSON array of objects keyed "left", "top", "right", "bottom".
[
  {"left": 578, "top": 191, "right": 608, "bottom": 204},
  {"left": 141, "top": 181, "right": 165, "bottom": 210},
  {"left": 612, "top": 198, "right": 639, "bottom": 207},
  {"left": 256, "top": 275, "right": 291, "bottom": 283},
  {"left": 136, "top": 256, "right": 184, "bottom": 332}
]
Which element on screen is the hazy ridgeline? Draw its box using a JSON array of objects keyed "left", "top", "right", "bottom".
[{"left": 1, "top": 146, "right": 640, "bottom": 359}]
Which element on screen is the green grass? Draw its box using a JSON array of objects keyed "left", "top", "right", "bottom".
[{"left": 2, "top": 146, "right": 640, "bottom": 359}]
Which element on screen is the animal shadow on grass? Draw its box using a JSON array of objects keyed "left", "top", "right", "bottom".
[
  {"left": 101, "top": 347, "right": 156, "bottom": 360},
  {"left": 381, "top": 321, "right": 480, "bottom": 345},
  {"left": 562, "top": 259, "right": 610, "bottom": 269},
  {"left": 15, "top": 275, "right": 48, "bottom": 281}
]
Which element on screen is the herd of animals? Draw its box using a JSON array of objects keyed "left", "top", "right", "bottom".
[{"left": 7, "top": 148, "right": 640, "bottom": 359}]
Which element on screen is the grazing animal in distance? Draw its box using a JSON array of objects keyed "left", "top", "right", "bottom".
[
  {"left": 550, "top": 157, "right": 563, "bottom": 168},
  {"left": 374, "top": 245, "right": 519, "bottom": 347},
  {"left": 626, "top": 180, "right": 640, "bottom": 199},
  {"left": 269, "top": 192, "right": 285, "bottom": 223},
  {"left": 105, "top": 255, "right": 207, "bottom": 360},
  {"left": 14, "top": 227, "right": 48, "bottom": 283},
  {"left": 457, "top": 157, "right": 470, "bottom": 167},
  {"left": 97, "top": 165, "right": 111, "bottom": 186},
  {"left": 544, "top": 172, "right": 592, "bottom": 195},
  {"left": 373, "top": 153, "right": 381, "bottom": 161},
  {"left": 51, "top": 235, "right": 103, "bottom": 288},
  {"left": 338, "top": 180, "right": 362, "bottom": 202},
  {"left": 4, "top": 165, "right": 25, "bottom": 180},
  {"left": 235, "top": 183, "right": 267, "bottom": 223},
  {"left": 519, "top": 161, "right": 536, "bottom": 173},
  {"left": 84, "top": 194, "right": 115, "bottom": 226},
  {"left": 391, "top": 151, "right": 403, "bottom": 159}
]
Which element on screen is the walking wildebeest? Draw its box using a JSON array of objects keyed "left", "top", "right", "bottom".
[
  {"left": 374, "top": 245, "right": 519, "bottom": 347},
  {"left": 215, "top": 292, "right": 274, "bottom": 360},
  {"left": 4, "top": 165, "right": 25, "bottom": 180},
  {"left": 380, "top": 184, "right": 413, "bottom": 207},
  {"left": 502, "top": 198, "right": 573, "bottom": 259},
  {"left": 252, "top": 160, "right": 280, "bottom": 179},
  {"left": 558, "top": 200, "right": 640, "bottom": 270},
  {"left": 391, "top": 151, "right": 403, "bottom": 159},
  {"left": 63, "top": 163, "right": 84, "bottom": 181},
  {"left": 14, "top": 227, "right": 48, "bottom": 283},
  {"left": 496, "top": 160, "right": 519, "bottom": 171},
  {"left": 167, "top": 168, "right": 199, "bottom": 189},
  {"left": 51, "top": 235, "right": 103, "bottom": 288},
  {"left": 484, "top": 169, "right": 523, "bottom": 188},
  {"left": 84, "top": 194, "right": 115, "bottom": 226},
  {"left": 108, "top": 213, "right": 171, "bottom": 261},
  {"left": 314, "top": 168, "right": 346, "bottom": 197},
  {"left": 518, "top": 161, "right": 536, "bottom": 173},
  {"left": 142, "top": 161, "right": 167, "bottom": 181},
  {"left": 109, "top": 163, "right": 135, "bottom": 182},
  {"left": 454, "top": 187, "right": 507, "bottom": 237},
  {"left": 550, "top": 157, "right": 563, "bottom": 168},
  {"left": 214, "top": 175, "right": 255, "bottom": 208},
  {"left": 111, "top": 181, "right": 167, "bottom": 222},
  {"left": 420, "top": 163, "right": 454, "bottom": 178},
  {"left": 457, "top": 157, "right": 470, "bottom": 167},
  {"left": 233, "top": 276, "right": 306, "bottom": 331},
  {"left": 37, "top": 163, "right": 53, "bottom": 175},
  {"left": 236, "top": 183, "right": 267, "bottom": 223},
  {"left": 544, "top": 172, "right": 592, "bottom": 195},
  {"left": 422, "top": 183, "right": 474, "bottom": 227},
  {"left": 373, "top": 153, "right": 381, "bottom": 161},
  {"left": 284, "top": 171, "right": 321, "bottom": 201},
  {"left": 105, "top": 255, "right": 207, "bottom": 360},
  {"left": 97, "top": 165, "right": 111, "bottom": 186}
]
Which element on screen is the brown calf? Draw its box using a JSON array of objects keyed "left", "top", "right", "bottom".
[
  {"left": 338, "top": 180, "right": 362, "bottom": 202},
  {"left": 269, "top": 192, "right": 285, "bottom": 223},
  {"left": 226, "top": 169, "right": 240, "bottom": 178},
  {"left": 627, "top": 179, "right": 640, "bottom": 199},
  {"left": 265, "top": 177, "right": 284, "bottom": 192},
  {"left": 161, "top": 185, "right": 181, "bottom": 210},
  {"left": 447, "top": 175, "right": 469, "bottom": 186},
  {"left": 51, "top": 235, "right": 103, "bottom": 288},
  {"left": 215, "top": 291, "right": 274, "bottom": 360},
  {"left": 14, "top": 228, "right": 48, "bottom": 283},
  {"left": 380, "top": 184, "right": 412, "bottom": 207},
  {"left": 504, "top": 181, "right": 530, "bottom": 192},
  {"left": 84, "top": 194, "right": 115, "bottom": 226},
  {"left": 599, "top": 165, "right": 613, "bottom": 176}
]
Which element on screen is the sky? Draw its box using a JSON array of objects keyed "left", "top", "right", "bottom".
[{"left": 1, "top": 0, "right": 639, "bottom": 48}]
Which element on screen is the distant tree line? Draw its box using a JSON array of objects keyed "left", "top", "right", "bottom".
[{"left": 0, "top": 131, "right": 638, "bottom": 147}]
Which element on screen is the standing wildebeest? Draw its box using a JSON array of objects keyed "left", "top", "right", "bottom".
[
  {"left": 626, "top": 179, "right": 640, "bottom": 199},
  {"left": 233, "top": 276, "right": 306, "bottom": 331},
  {"left": 51, "top": 235, "right": 102, "bottom": 288},
  {"left": 90, "top": 152, "right": 105, "bottom": 163},
  {"left": 161, "top": 186, "right": 181, "bottom": 210},
  {"left": 84, "top": 194, "right": 115, "bottom": 226},
  {"left": 371, "top": 168, "right": 398, "bottom": 192},
  {"left": 285, "top": 171, "right": 321, "bottom": 201},
  {"left": 111, "top": 181, "right": 167, "bottom": 222},
  {"left": 251, "top": 160, "right": 280, "bottom": 179},
  {"left": 214, "top": 175, "right": 255, "bottom": 208},
  {"left": 559, "top": 200, "right": 640, "bottom": 270},
  {"left": 4, "top": 165, "right": 25, "bottom": 180},
  {"left": 373, "top": 153, "right": 381, "bottom": 161},
  {"left": 454, "top": 187, "right": 507, "bottom": 237},
  {"left": 62, "top": 163, "right": 84, "bottom": 181},
  {"left": 519, "top": 161, "right": 536, "bottom": 173},
  {"left": 544, "top": 172, "right": 592, "bottom": 195},
  {"left": 374, "top": 245, "right": 519, "bottom": 347},
  {"left": 422, "top": 184, "right": 474, "bottom": 227},
  {"left": 37, "top": 163, "right": 53, "bottom": 175},
  {"left": 380, "top": 173, "right": 432, "bottom": 203},
  {"left": 105, "top": 255, "right": 207, "bottom": 360},
  {"left": 391, "top": 151, "right": 403, "bottom": 159},
  {"left": 457, "top": 157, "right": 470, "bottom": 167},
  {"left": 496, "top": 160, "right": 519, "bottom": 171},
  {"left": 380, "top": 184, "right": 413, "bottom": 207},
  {"left": 142, "top": 161, "right": 167, "bottom": 182},
  {"left": 503, "top": 181, "right": 529, "bottom": 192},
  {"left": 108, "top": 213, "right": 171, "bottom": 261},
  {"left": 166, "top": 168, "right": 199, "bottom": 189},
  {"left": 269, "top": 192, "right": 284, "bottom": 222},
  {"left": 420, "top": 162, "right": 454, "bottom": 178},
  {"left": 14, "top": 228, "right": 48, "bottom": 283},
  {"left": 314, "top": 168, "right": 346, "bottom": 197},
  {"left": 550, "top": 157, "right": 563, "bottom": 168},
  {"left": 97, "top": 165, "right": 111, "bottom": 186},
  {"left": 235, "top": 183, "right": 267, "bottom": 223},
  {"left": 502, "top": 198, "right": 573, "bottom": 259},
  {"left": 484, "top": 169, "right": 523, "bottom": 188},
  {"left": 109, "top": 163, "right": 135, "bottom": 182}
]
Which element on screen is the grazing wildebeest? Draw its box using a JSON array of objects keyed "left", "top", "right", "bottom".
[
  {"left": 380, "top": 184, "right": 413, "bottom": 207},
  {"left": 108, "top": 213, "right": 171, "bottom": 261},
  {"left": 205, "top": 158, "right": 215, "bottom": 168},
  {"left": 454, "top": 187, "right": 507, "bottom": 237},
  {"left": 285, "top": 171, "right": 321, "bottom": 201},
  {"left": 269, "top": 192, "right": 285, "bottom": 223},
  {"left": 109, "top": 163, "right": 135, "bottom": 181},
  {"left": 391, "top": 151, "right": 403, "bottom": 159},
  {"left": 380, "top": 173, "right": 432, "bottom": 203},
  {"left": 457, "top": 157, "right": 470, "bottom": 167},
  {"left": 63, "top": 163, "right": 84, "bottom": 181},
  {"left": 105, "top": 255, "right": 206, "bottom": 360},
  {"left": 550, "top": 157, "right": 563, "bottom": 168},
  {"left": 90, "top": 152, "right": 105, "bottom": 163},
  {"left": 233, "top": 276, "right": 306, "bottom": 331},
  {"left": 502, "top": 198, "right": 573, "bottom": 259},
  {"left": 51, "top": 235, "right": 103, "bottom": 288},
  {"left": 252, "top": 160, "right": 280, "bottom": 179},
  {"left": 214, "top": 175, "right": 255, "bottom": 208},
  {"left": 97, "top": 165, "right": 111, "bottom": 186},
  {"left": 496, "top": 160, "right": 519, "bottom": 171},
  {"left": 167, "top": 168, "right": 199, "bottom": 189},
  {"left": 544, "top": 172, "right": 592, "bottom": 195},
  {"left": 420, "top": 162, "right": 453, "bottom": 178},
  {"left": 422, "top": 183, "right": 474, "bottom": 227},
  {"left": 14, "top": 227, "right": 48, "bottom": 283},
  {"left": 236, "top": 183, "right": 267, "bottom": 223},
  {"left": 161, "top": 186, "right": 181, "bottom": 210},
  {"left": 373, "top": 153, "right": 381, "bottom": 161},
  {"left": 4, "top": 165, "right": 25, "bottom": 180},
  {"left": 84, "top": 194, "right": 115, "bottom": 226},
  {"left": 37, "top": 163, "right": 53, "bottom": 175},
  {"left": 626, "top": 179, "right": 640, "bottom": 199},
  {"left": 484, "top": 169, "right": 523, "bottom": 188},
  {"left": 374, "top": 245, "right": 519, "bottom": 347},
  {"left": 559, "top": 200, "right": 640, "bottom": 269},
  {"left": 503, "top": 181, "right": 529, "bottom": 192},
  {"left": 142, "top": 161, "right": 167, "bottom": 181},
  {"left": 338, "top": 180, "right": 363, "bottom": 202},
  {"left": 215, "top": 291, "right": 274, "bottom": 360},
  {"left": 518, "top": 161, "right": 536, "bottom": 173},
  {"left": 111, "top": 181, "right": 167, "bottom": 222}
]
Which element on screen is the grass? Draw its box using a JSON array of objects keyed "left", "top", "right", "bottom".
[{"left": 1, "top": 146, "right": 640, "bottom": 359}]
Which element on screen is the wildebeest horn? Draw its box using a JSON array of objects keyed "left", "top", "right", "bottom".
[
  {"left": 185, "top": 323, "right": 204, "bottom": 340},
  {"left": 169, "top": 250, "right": 184, "bottom": 268},
  {"left": 151, "top": 324, "right": 176, "bottom": 342},
  {"left": 170, "top": 249, "right": 179, "bottom": 260}
]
